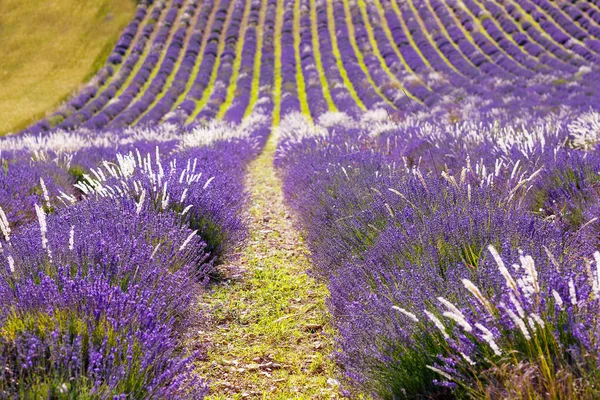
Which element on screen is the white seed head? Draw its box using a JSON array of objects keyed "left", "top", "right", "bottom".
[
  {"left": 425, "top": 310, "right": 449, "bottom": 339},
  {"left": 7, "top": 256, "right": 15, "bottom": 274},
  {"left": 179, "top": 230, "right": 198, "bottom": 252},
  {"left": 392, "top": 306, "right": 419, "bottom": 322},
  {"left": 68, "top": 226, "right": 75, "bottom": 251},
  {"left": 569, "top": 278, "right": 578, "bottom": 306},
  {"left": 552, "top": 290, "right": 564, "bottom": 309}
]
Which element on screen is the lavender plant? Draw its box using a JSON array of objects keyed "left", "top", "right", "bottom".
[
  {"left": 276, "top": 109, "right": 600, "bottom": 398},
  {"left": 0, "top": 197, "right": 209, "bottom": 398},
  {"left": 0, "top": 117, "right": 264, "bottom": 398}
]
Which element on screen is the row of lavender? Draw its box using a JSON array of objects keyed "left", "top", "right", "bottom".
[
  {"left": 0, "top": 114, "right": 269, "bottom": 397},
  {"left": 270, "top": 0, "right": 600, "bottom": 122},
  {"left": 21, "top": 0, "right": 600, "bottom": 135},
  {"left": 275, "top": 102, "right": 600, "bottom": 398}
]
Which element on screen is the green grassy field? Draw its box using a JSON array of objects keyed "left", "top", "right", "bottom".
[{"left": 0, "top": 0, "right": 136, "bottom": 135}]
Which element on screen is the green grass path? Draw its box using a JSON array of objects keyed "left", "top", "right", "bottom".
[{"left": 195, "top": 133, "right": 340, "bottom": 399}]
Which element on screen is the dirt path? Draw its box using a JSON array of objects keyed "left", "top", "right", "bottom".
[{"left": 194, "top": 133, "right": 340, "bottom": 399}]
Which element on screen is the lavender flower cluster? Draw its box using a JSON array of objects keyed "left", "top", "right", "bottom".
[
  {"left": 0, "top": 114, "right": 268, "bottom": 397},
  {"left": 276, "top": 106, "right": 600, "bottom": 398}
]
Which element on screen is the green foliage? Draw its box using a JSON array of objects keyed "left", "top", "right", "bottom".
[
  {"left": 529, "top": 164, "right": 600, "bottom": 231},
  {"left": 47, "top": 114, "right": 65, "bottom": 127},
  {"left": 372, "top": 333, "right": 452, "bottom": 399},
  {"left": 552, "top": 78, "right": 568, "bottom": 86},
  {"left": 1, "top": 308, "right": 151, "bottom": 399},
  {"left": 68, "top": 165, "right": 87, "bottom": 185}
]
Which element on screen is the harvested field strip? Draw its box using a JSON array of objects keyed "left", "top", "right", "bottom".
[
  {"left": 63, "top": 2, "right": 149, "bottom": 116},
  {"left": 0, "top": 0, "right": 136, "bottom": 134}
]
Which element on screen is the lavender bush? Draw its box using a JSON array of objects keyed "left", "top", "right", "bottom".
[
  {"left": 0, "top": 197, "right": 208, "bottom": 398},
  {"left": 0, "top": 116, "right": 266, "bottom": 397},
  {"left": 276, "top": 109, "right": 600, "bottom": 398}
]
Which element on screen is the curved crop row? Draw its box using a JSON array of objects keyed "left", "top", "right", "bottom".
[{"left": 20, "top": 0, "right": 600, "bottom": 134}]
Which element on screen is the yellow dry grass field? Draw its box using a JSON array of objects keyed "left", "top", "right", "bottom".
[{"left": 0, "top": 0, "right": 136, "bottom": 135}]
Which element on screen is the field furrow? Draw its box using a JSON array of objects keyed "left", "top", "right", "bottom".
[
  {"left": 306, "top": 0, "right": 337, "bottom": 113},
  {"left": 186, "top": 0, "right": 244, "bottom": 124},
  {"left": 216, "top": 0, "right": 259, "bottom": 120},
  {"left": 192, "top": 0, "right": 250, "bottom": 122},
  {"left": 132, "top": 0, "right": 207, "bottom": 125}
]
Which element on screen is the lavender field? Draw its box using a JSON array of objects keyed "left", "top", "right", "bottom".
[{"left": 3, "top": 0, "right": 600, "bottom": 398}]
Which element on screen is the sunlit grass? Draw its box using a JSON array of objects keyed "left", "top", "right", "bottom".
[
  {"left": 0, "top": 0, "right": 136, "bottom": 135},
  {"left": 195, "top": 135, "right": 339, "bottom": 399}
]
